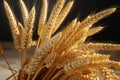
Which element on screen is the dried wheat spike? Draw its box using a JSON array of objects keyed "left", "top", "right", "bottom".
[
  {"left": 87, "top": 26, "right": 104, "bottom": 36},
  {"left": 38, "top": 0, "right": 48, "bottom": 37},
  {"left": 24, "top": 33, "right": 62, "bottom": 74},
  {"left": 17, "top": 21, "right": 24, "bottom": 50},
  {"left": 52, "top": 0, "right": 74, "bottom": 34},
  {"left": 4, "top": 0, "right": 20, "bottom": 49},
  {"left": 20, "top": 6, "right": 36, "bottom": 49},
  {"left": 80, "top": 43, "right": 120, "bottom": 51},
  {"left": 41, "top": 0, "right": 66, "bottom": 41},
  {"left": 77, "top": 8, "right": 116, "bottom": 30},
  {"left": 19, "top": 0, "right": 28, "bottom": 27}
]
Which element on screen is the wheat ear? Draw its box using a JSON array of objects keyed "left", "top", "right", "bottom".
[
  {"left": 17, "top": 21, "right": 24, "bottom": 50},
  {"left": 52, "top": 0, "right": 74, "bottom": 34},
  {"left": 77, "top": 8, "right": 116, "bottom": 30},
  {"left": 38, "top": 0, "right": 48, "bottom": 37},
  {"left": 41, "top": 0, "right": 66, "bottom": 41},
  {"left": 87, "top": 26, "right": 104, "bottom": 36},
  {"left": 24, "top": 33, "right": 62, "bottom": 74},
  {"left": 19, "top": 0, "right": 28, "bottom": 27},
  {"left": 26, "top": 6, "right": 36, "bottom": 49},
  {"left": 73, "top": 8, "right": 116, "bottom": 46},
  {"left": 100, "top": 67, "right": 120, "bottom": 80},
  {"left": 20, "top": 6, "right": 35, "bottom": 50},
  {"left": 4, "top": 0, "right": 20, "bottom": 50},
  {"left": 63, "top": 54, "right": 110, "bottom": 73},
  {"left": 54, "top": 18, "right": 78, "bottom": 51},
  {"left": 57, "top": 8, "right": 116, "bottom": 53},
  {"left": 80, "top": 43, "right": 120, "bottom": 51}
]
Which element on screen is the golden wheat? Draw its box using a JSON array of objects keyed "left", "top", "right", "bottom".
[
  {"left": 41, "top": 0, "right": 66, "bottom": 41},
  {"left": 19, "top": 0, "right": 29, "bottom": 27},
  {"left": 87, "top": 26, "right": 104, "bottom": 36},
  {"left": 38, "top": 0, "right": 48, "bottom": 37},
  {"left": 4, "top": 0, "right": 20, "bottom": 50},
  {"left": 2, "top": 0, "right": 120, "bottom": 80},
  {"left": 52, "top": 0, "right": 74, "bottom": 34}
]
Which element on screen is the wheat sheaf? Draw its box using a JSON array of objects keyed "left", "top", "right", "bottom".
[{"left": 2, "top": 0, "right": 120, "bottom": 80}]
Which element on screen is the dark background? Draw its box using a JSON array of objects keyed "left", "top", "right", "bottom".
[{"left": 0, "top": 0, "right": 120, "bottom": 43}]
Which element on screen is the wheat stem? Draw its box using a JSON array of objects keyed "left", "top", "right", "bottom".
[
  {"left": 27, "top": 75, "right": 31, "bottom": 80},
  {"left": 51, "top": 69, "right": 64, "bottom": 80},
  {"left": 32, "top": 66, "right": 46, "bottom": 80},
  {"left": 2, "top": 55, "right": 17, "bottom": 80},
  {"left": 18, "top": 51, "right": 22, "bottom": 68}
]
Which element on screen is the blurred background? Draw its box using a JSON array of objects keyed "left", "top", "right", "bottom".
[{"left": 0, "top": 0, "right": 120, "bottom": 43}]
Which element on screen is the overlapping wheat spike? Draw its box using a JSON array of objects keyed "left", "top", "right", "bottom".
[{"left": 3, "top": 0, "right": 120, "bottom": 80}]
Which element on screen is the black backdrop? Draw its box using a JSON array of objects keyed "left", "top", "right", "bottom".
[{"left": 0, "top": 0, "right": 120, "bottom": 43}]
